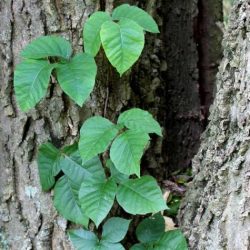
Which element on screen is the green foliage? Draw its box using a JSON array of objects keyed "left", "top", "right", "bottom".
[
  {"left": 83, "top": 3, "right": 159, "bottom": 75},
  {"left": 14, "top": 36, "right": 97, "bottom": 111},
  {"left": 69, "top": 217, "right": 129, "bottom": 250},
  {"left": 112, "top": 4, "right": 159, "bottom": 33},
  {"left": 116, "top": 176, "right": 167, "bottom": 214},
  {"left": 56, "top": 52, "right": 97, "bottom": 106},
  {"left": 83, "top": 12, "right": 111, "bottom": 56},
  {"left": 79, "top": 108, "right": 161, "bottom": 177},
  {"left": 136, "top": 214, "right": 165, "bottom": 243},
  {"left": 79, "top": 116, "right": 119, "bottom": 162},
  {"left": 21, "top": 35, "right": 72, "bottom": 59},
  {"left": 100, "top": 18, "right": 145, "bottom": 76},
  {"left": 131, "top": 215, "right": 188, "bottom": 250},
  {"left": 118, "top": 108, "right": 162, "bottom": 136},
  {"left": 14, "top": 60, "right": 54, "bottom": 111},
  {"left": 79, "top": 177, "right": 117, "bottom": 227},
  {"left": 15, "top": 4, "right": 188, "bottom": 250}
]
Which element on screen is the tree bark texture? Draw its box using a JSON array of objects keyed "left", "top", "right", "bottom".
[
  {"left": 179, "top": 1, "right": 250, "bottom": 249},
  {"left": 0, "top": 0, "right": 222, "bottom": 249}
]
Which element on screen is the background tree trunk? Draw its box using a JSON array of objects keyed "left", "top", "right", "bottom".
[
  {"left": 179, "top": 1, "right": 250, "bottom": 249},
  {"left": 0, "top": 0, "right": 222, "bottom": 249}
]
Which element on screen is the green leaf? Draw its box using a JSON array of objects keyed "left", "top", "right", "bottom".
[
  {"left": 68, "top": 229, "right": 98, "bottom": 250},
  {"left": 37, "top": 143, "right": 61, "bottom": 191},
  {"left": 154, "top": 230, "right": 188, "bottom": 250},
  {"left": 79, "top": 178, "right": 117, "bottom": 227},
  {"left": 118, "top": 108, "right": 162, "bottom": 136},
  {"left": 110, "top": 131, "right": 150, "bottom": 176},
  {"left": 102, "top": 217, "right": 131, "bottom": 243},
  {"left": 84, "top": 12, "right": 111, "bottom": 56},
  {"left": 62, "top": 144, "right": 105, "bottom": 180},
  {"left": 21, "top": 36, "right": 72, "bottom": 59},
  {"left": 116, "top": 176, "right": 167, "bottom": 214},
  {"left": 14, "top": 59, "right": 54, "bottom": 111},
  {"left": 98, "top": 242, "right": 125, "bottom": 250},
  {"left": 106, "top": 160, "right": 129, "bottom": 184},
  {"left": 56, "top": 52, "right": 97, "bottom": 106},
  {"left": 130, "top": 244, "right": 147, "bottom": 250},
  {"left": 54, "top": 176, "right": 89, "bottom": 227},
  {"left": 136, "top": 214, "right": 165, "bottom": 243},
  {"left": 79, "top": 116, "right": 119, "bottom": 162},
  {"left": 100, "top": 19, "right": 144, "bottom": 75},
  {"left": 112, "top": 4, "right": 159, "bottom": 33}
]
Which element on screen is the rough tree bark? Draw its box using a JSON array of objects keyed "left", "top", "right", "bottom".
[
  {"left": 179, "top": 1, "right": 250, "bottom": 249},
  {"left": 0, "top": 0, "right": 222, "bottom": 249}
]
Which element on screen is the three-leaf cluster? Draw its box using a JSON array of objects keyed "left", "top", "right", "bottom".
[
  {"left": 84, "top": 4, "right": 159, "bottom": 75},
  {"left": 14, "top": 36, "right": 97, "bottom": 111}
]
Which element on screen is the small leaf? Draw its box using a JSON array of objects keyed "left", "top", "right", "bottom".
[
  {"left": 84, "top": 11, "right": 111, "bottom": 56},
  {"left": 14, "top": 59, "right": 54, "bottom": 111},
  {"left": 21, "top": 36, "right": 72, "bottom": 59},
  {"left": 106, "top": 160, "right": 129, "bottom": 184},
  {"left": 56, "top": 52, "right": 97, "bottom": 106},
  {"left": 117, "top": 176, "right": 167, "bottom": 214},
  {"left": 102, "top": 217, "right": 131, "bottom": 243},
  {"left": 79, "top": 178, "right": 117, "bottom": 227},
  {"left": 154, "top": 230, "right": 188, "bottom": 250},
  {"left": 79, "top": 116, "right": 119, "bottom": 162},
  {"left": 112, "top": 4, "right": 159, "bottom": 33},
  {"left": 37, "top": 143, "right": 61, "bottom": 191},
  {"left": 118, "top": 108, "right": 162, "bottom": 136},
  {"left": 110, "top": 130, "right": 150, "bottom": 176},
  {"left": 136, "top": 214, "right": 165, "bottom": 243},
  {"left": 54, "top": 176, "right": 89, "bottom": 227},
  {"left": 100, "top": 19, "right": 144, "bottom": 75},
  {"left": 68, "top": 229, "right": 98, "bottom": 250}
]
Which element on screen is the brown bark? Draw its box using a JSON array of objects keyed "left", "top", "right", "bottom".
[
  {"left": 179, "top": 1, "right": 250, "bottom": 249},
  {"left": 0, "top": 0, "right": 222, "bottom": 249}
]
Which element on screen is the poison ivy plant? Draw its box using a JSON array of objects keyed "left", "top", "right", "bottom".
[
  {"left": 131, "top": 214, "right": 188, "bottom": 250},
  {"left": 79, "top": 108, "right": 161, "bottom": 176},
  {"left": 83, "top": 3, "right": 159, "bottom": 75},
  {"left": 69, "top": 217, "right": 130, "bottom": 250},
  {"left": 14, "top": 36, "right": 97, "bottom": 111},
  {"left": 15, "top": 4, "right": 188, "bottom": 250}
]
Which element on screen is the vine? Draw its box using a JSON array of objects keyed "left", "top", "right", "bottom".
[{"left": 14, "top": 4, "right": 188, "bottom": 250}]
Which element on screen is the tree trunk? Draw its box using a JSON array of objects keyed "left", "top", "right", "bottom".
[
  {"left": 0, "top": 0, "right": 222, "bottom": 249},
  {"left": 179, "top": 1, "right": 250, "bottom": 249}
]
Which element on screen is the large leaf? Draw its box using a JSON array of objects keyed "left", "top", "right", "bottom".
[
  {"left": 110, "top": 130, "right": 150, "bottom": 176},
  {"left": 84, "top": 12, "right": 111, "bottom": 56},
  {"left": 136, "top": 214, "right": 165, "bottom": 243},
  {"left": 112, "top": 4, "right": 159, "bottom": 33},
  {"left": 69, "top": 229, "right": 98, "bottom": 250},
  {"left": 21, "top": 36, "right": 72, "bottom": 59},
  {"left": 116, "top": 176, "right": 167, "bottom": 214},
  {"left": 79, "top": 116, "right": 119, "bottom": 162},
  {"left": 100, "top": 19, "right": 144, "bottom": 75},
  {"left": 102, "top": 217, "right": 131, "bottom": 243},
  {"left": 154, "top": 230, "right": 188, "bottom": 250},
  {"left": 37, "top": 143, "right": 61, "bottom": 191},
  {"left": 56, "top": 52, "right": 97, "bottom": 106},
  {"left": 118, "top": 108, "right": 162, "bottom": 136},
  {"left": 54, "top": 176, "right": 89, "bottom": 227},
  {"left": 14, "top": 59, "right": 54, "bottom": 111},
  {"left": 79, "top": 178, "right": 117, "bottom": 227}
]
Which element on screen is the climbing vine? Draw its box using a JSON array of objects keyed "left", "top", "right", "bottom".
[{"left": 14, "top": 4, "right": 188, "bottom": 250}]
